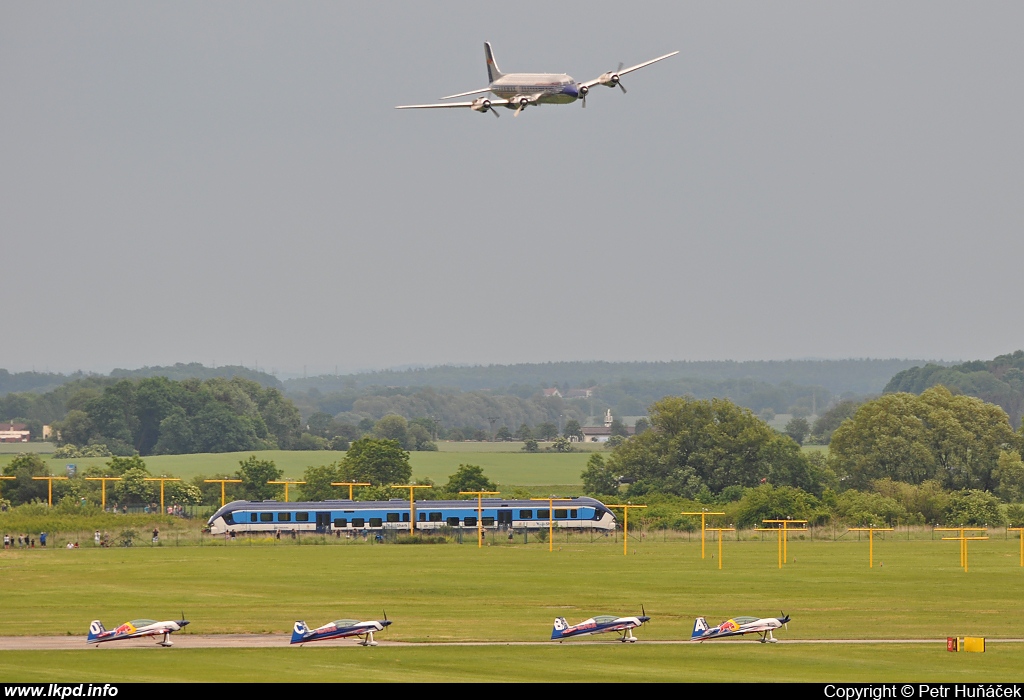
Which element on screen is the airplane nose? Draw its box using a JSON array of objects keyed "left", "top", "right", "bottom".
[
  {"left": 563, "top": 84, "right": 580, "bottom": 98},
  {"left": 639, "top": 616, "right": 650, "bottom": 623},
  {"left": 381, "top": 620, "right": 392, "bottom": 627},
  {"left": 178, "top": 620, "right": 190, "bottom": 627}
]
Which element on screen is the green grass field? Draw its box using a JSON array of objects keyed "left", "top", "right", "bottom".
[
  {"left": 0, "top": 538, "right": 1022, "bottom": 681},
  {"left": 0, "top": 446, "right": 594, "bottom": 486}
]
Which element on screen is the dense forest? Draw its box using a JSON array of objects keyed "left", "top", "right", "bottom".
[{"left": 885, "top": 350, "right": 1024, "bottom": 425}]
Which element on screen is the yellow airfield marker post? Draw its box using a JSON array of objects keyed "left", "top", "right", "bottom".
[
  {"left": 31, "top": 476, "right": 68, "bottom": 507},
  {"left": 203, "top": 479, "right": 242, "bottom": 508},
  {"left": 936, "top": 527, "right": 987, "bottom": 572},
  {"left": 531, "top": 497, "right": 574, "bottom": 552},
  {"left": 606, "top": 504, "right": 648, "bottom": 556},
  {"left": 266, "top": 480, "right": 305, "bottom": 504},
  {"left": 706, "top": 527, "right": 736, "bottom": 569},
  {"left": 848, "top": 527, "right": 894, "bottom": 568},
  {"left": 144, "top": 477, "right": 181, "bottom": 512},
  {"left": 392, "top": 484, "right": 433, "bottom": 534},
  {"left": 460, "top": 490, "right": 500, "bottom": 547},
  {"left": 332, "top": 482, "right": 371, "bottom": 500},
  {"left": 756, "top": 519, "right": 808, "bottom": 569},
  {"left": 681, "top": 510, "right": 726, "bottom": 559},
  {"left": 86, "top": 476, "right": 123, "bottom": 510},
  {"left": 1010, "top": 527, "right": 1024, "bottom": 567}
]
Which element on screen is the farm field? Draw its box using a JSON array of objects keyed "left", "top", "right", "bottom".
[
  {"left": 1, "top": 447, "right": 594, "bottom": 486},
  {"left": 1, "top": 539, "right": 1022, "bottom": 681}
]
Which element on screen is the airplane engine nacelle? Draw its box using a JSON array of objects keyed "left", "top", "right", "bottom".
[
  {"left": 598, "top": 71, "right": 620, "bottom": 88},
  {"left": 470, "top": 98, "right": 492, "bottom": 113}
]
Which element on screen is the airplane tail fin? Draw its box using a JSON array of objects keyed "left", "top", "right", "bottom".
[
  {"left": 291, "top": 621, "right": 310, "bottom": 644},
  {"left": 484, "top": 42, "right": 503, "bottom": 83},
  {"left": 691, "top": 617, "right": 709, "bottom": 640},
  {"left": 87, "top": 620, "right": 105, "bottom": 643},
  {"left": 550, "top": 617, "right": 569, "bottom": 640}
]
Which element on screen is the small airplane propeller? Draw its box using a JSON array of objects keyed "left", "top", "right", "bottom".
[
  {"left": 639, "top": 604, "right": 650, "bottom": 624},
  {"left": 780, "top": 611, "right": 789, "bottom": 630}
]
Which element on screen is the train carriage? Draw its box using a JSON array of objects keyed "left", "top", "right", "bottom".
[{"left": 207, "top": 497, "right": 616, "bottom": 535}]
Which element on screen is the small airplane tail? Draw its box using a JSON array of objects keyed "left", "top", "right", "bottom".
[
  {"left": 484, "top": 42, "right": 503, "bottom": 83},
  {"left": 691, "top": 617, "right": 709, "bottom": 640},
  {"left": 291, "top": 621, "right": 310, "bottom": 644},
  {"left": 87, "top": 620, "right": 105, "bottom": 643},
  {"left": 550, "top": 617, "right": 569, "bottom": 640}
]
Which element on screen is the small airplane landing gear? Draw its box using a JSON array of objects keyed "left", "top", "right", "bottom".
[
  {"left": 159, "top": 633, "right": 173, "bottom": 647},
  {"left": 360, "top": 632, "right": 378, "bottom": 647}
]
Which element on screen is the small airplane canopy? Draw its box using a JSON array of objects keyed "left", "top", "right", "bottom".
[
  {"left": 130, "top": 619, "right": 158, "bottom": 626},
  {"left": 331, "top": 620, "right": 362, "bottom": 627},
  {"left": 593, "top": 615, "right": 620, "bottom": 624}
]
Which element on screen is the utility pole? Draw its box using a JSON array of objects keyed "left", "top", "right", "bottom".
[{"left": 487, "top": 416, "right": 499, "bottom": 441}]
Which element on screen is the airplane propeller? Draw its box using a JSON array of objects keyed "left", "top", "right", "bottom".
[
  {"left": 599, "top": 63, "right": 628, "bottom": 94},
  {"left": 513, "top": 96, "right": 530, "bottom": 117},
  {"left": 780, "top": 611, "right": 789, "bottom": 630},
  {"left": 470, "top": 98, "right": 500, "bottom": 118},
  {"left": 578, "top": 84, "right": 589, "bottom": 108}
]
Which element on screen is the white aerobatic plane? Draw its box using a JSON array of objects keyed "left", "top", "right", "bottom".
[{"left": 396, "top": 43, "right": 678, "bottom": 117}]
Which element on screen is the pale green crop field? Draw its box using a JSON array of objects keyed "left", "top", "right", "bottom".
[
  {"left": 0, "top": 447, "right": 592, "bottom": 486},
  {"left": 1, "top": 538, "right": 1023, "bottom": 681}
]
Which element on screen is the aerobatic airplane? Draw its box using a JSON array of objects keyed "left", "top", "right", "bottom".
[
  {"left": 691, "top": 613, "right": 791, "bottom": 643},
  {"left": 551, "top": 609, "right": 650, "bottom": 643},
  {"left": 290, "top": 615, "right": 392, "bottom": 646},
  {"left": 396, "top": 43, "right": 678, "bottom": 117},
  {"left": 87, "top": 616, "right": 190, "bottom": 647}
]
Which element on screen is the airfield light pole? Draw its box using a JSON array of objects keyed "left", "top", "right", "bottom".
[
  {"left": 460, "top": 490, "right": 500, "bottom": 547},
  {"left": 607, "top": 504, "right": 648, "bottom": 556},
  {"left": 847, "top": 527, "right": 894, "bottom": 568},
  {"left": 392, "top": 484, "right": 433, "bottom": 534},
  {"left": 203, "top": 479, "right": 243, "bottom": 508},
  {"left": 706, "top": 527, "right": 736, "bottom": 569},
  {"left": 681, "top": 510, "right": 726, "bottom": 559},
  {"left": 86, "top": 476, "right": 123, "bottom": 510},
  {"left": 756, "top": 519, "right": 808, "bottom": 569},
  {"left": 1009, "top": 527, "right": 1024, "bottom": 567},
  {"left": 331, "top": 482, "right": 371, "bottom": 500},
  {"left": 531, "top": 497, "right": 574, "bottom": 552},
  {"left": 267, "top": 480, "right": 305, "bottom": 503},
  {"left": 31, "top": 476, "right": 68, "bottom": 507},
  {"left": 144, "top": 477, "right": 181, "bottom": 512},
  {"left": 936, "top": 527, "right": 988, "bottom": 572}
]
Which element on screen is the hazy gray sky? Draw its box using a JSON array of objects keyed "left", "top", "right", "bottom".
[{"left": 2, "top": 2, "right": 1021, "bottom": 375}]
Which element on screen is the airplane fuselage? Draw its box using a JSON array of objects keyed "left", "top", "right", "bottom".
[{"left": 489, "top": 73, "right": 579, "bottom": 104}]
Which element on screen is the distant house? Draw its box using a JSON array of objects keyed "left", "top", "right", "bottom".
[
  {"left": 0, "top": 422, "right": 30, "bottom": 443},
  {"left": 565, "top": 387, "right": 596, "bottom": 399},
  {"left": 579, "top": 410, "right": 634, "bottom": 443},
  {"left": 542, "top": 388, "right": 563, "bottom": 398}
]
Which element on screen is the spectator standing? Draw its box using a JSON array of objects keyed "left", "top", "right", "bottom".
[{"left": 40, "top": 532, "right": 47, "bottom": 547}]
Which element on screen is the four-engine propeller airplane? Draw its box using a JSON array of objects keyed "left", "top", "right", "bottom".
[
  {"left": 691, "top": 613, "right": 791, "bottom": 643},
  {"left": 87, "top": 615, "right": 190, "bottom": 647},
  {"left": 396, "top": 43, "right": 678, "bottom": 117},
  {"left": 551, "top": 608, "right": 651, "bottom": 643},
  {"left": 290, "top": 615, "right": 392, "bottom": 646}
]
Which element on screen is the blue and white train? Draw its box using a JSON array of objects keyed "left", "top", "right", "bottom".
[{"left": 207, "top": 497, "right": 616, "bottom": 535}]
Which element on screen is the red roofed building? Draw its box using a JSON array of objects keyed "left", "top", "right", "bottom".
[{"left": 0, "top": 422, "right": 31, "bottom": 443}]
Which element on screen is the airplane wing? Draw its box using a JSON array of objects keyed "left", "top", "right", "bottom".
[
  {"left": 440, "top": 88, "right": 493, "bottom": 100},
  {"left": 396, "top": 96, "right": 512, "bottom": 117},
  {"left": 578, "top": 51, "right": 679, "bottom": 91}
]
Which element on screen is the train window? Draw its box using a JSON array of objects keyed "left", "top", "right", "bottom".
[
  {"left": 418, "top": 512, "right": 426, "bottom": 521},
  {"left": 334, "top": 518, "right": 348, "bottom": 528},
  {"left": 537, "top": 510, "right": 550, "bottom": 519},
  {"left": 429, "top": 512, "right": 442, "bottom": 522},
  {"left": 224, "top": 513, "right": 235, "bottom": 525},
  {"left": 402, "top": 513, "right": 410, "bottom": 522},
  {"left": 296, "top": 512, "right": 309, "bottom": 522},
  {"left": 519, "top": 510, "right": 533, "bottom": 519},
  {"left": 554, "top": 509, "right": 567, "bottom": 519},
  {"left": 369, "top": 518, "right": 382, "bottom": 528},
  {"left": 464, "top": 516, "right": 477, "bottom": 526},
  {"left": 260, "top": 512, "right": 273, "bottom": 522},
  {"left": 446, "top": 517, "right": 460, "bottom": 527},
  {"left": 482, "top": 517, "right": 495, "bottom": 526},
  {"left": 386, "top": 513, "right": 400, "bottom": 522},
  {"left": 570, "top": 509, "right": 578, "bottom": 518},
  {"left": 278, "top": 512, "right": 292, "bottom": 522},
  {"left": 351, "top": 518, "right": 365, "bottom": 528},
  {"left": 250, "top": 513, "right": 258, "bottom": 523}
]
